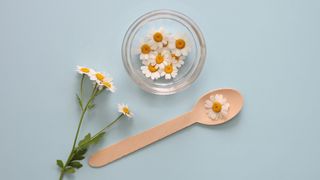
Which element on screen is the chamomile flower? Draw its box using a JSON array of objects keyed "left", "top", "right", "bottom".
[
  {"left": 161, "top": 64, "right": 178, "bottom": 79},
  {"left": 118, "top": 104, "right": 133, "bottom": 118},
  {"left": 147, "top": 27, "right": 170, "bottom": 50},
  {"left": 138, "top": 41, "right": 153, "bottom": 60},
  {"left": 101, "top": 78, "right": 116, "bottom": 92},
  {"left": 169, "top": 35, "right": 191, "bottom": 56},
  {"left": 90, "top": 71, "right": 107, "bottom": 84},
  {"left": 204, "top": 94, "right": 230, "bottom": 120},
  {"left": 141, "top": 63, "right": 161, "bottom": 80},
  {"left": 138, "top": 29, "right": 192, "bottom": 80},
  {"left": 149, "top": 50, "right": 171, "bottom": 69},
  {"left": 171, "top": 53, "right": 185, "bottom": 68},
  {"left": 77, "top": 66, "right": 93, "bottom": 76}
]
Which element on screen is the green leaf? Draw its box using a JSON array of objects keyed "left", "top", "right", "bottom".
[
  {"left": 78, "top": 132, "right": 106, "bottom": 149},
  {"left": 78, "top": 133, "right": 91, "bottom": 148},
  {"left": 77, "top": 148, "right": 88, "bottom": 156},
  {"left": 70, "top": 161, "right": 83, "bottom": 169},
  {"left": 64, "top": 167, "right": 75, "bottom": 174},
  {"left": 72, "top": 154, "right": 85, "bottom": 161},
  {"left": 88, "top": 103, "right": 95, "bottom": 110},
  {"left": 76, "top": 94, "right": 83, "bottom": 110},
  {"left": 56, "top": 160, "right": 64, "bottom": 168},
  {"left": 71, "top": 148, "right": 87, "bottom": 162},
  {"left": 89, "top": 132, "right": 106, "bottom": 145}
]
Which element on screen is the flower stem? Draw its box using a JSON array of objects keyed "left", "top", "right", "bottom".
[
  {"left": 72, "top": 84, "right": 97, "bottom": 152},
  {"left": 80, "top": 74, "right": 85, "bottom": 98},
  {"left": 73, "top": 114, "right": 124, "bottom": 151},
  {"left": 92, "top": 114, "right": 124, "bottom": 139},
  {"left": 59, "top": 83, "right": 98, "bottom": 180}
]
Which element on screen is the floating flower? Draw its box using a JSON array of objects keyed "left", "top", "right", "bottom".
[
  {"left": 141, "top": 63, "right": 161, "bottom": 80},
  {"left": 169, "top": 35, "right": 191, "bottom": 56},
  {"left": 147, "top": 27, "right": 170, "bottom": 50},
  {"left": 149, "top": 50, "right": 171, "bottom": 69},
  {"left": 138, "top": 28, "right": 191, "bottom": 80},
  {"left": 118, "top": 104, "right": 133, "bottom": 118},
  {"left": 101, "top": 78, "right": 116, "bottom": 92},
  {"left": 161, "top": 64, "right": 178, "bottom": 79},
  {"left": 204, "top": 94, "right": 230, "bottom": 120},
  {"left": 171, "top": 54, "right": 185, "bottom": 68},
  {"left": 138, "top": 41, "right": 153, "bottom": 60},
  {"left": 77, "top": 66, "right": 93, "bottom": 76}
]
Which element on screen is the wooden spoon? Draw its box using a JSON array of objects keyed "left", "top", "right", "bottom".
[{"left": 89, "top": 88, "right": 244, "bottom": 167}]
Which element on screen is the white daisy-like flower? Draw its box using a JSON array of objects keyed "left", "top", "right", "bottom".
[
  {"left": 77, "top": 66, "right": 93, "bottom": 76},
  {"left": 149, "top": 50, "right": 171, "bottom": 69},
  {"left": 170, "top": 53, "right": 185, "bottom": 68},
  {"left": 147, "top": 27, "right": 171, "bottom": 50},
  {"left": 141, "top": 63, "right": 161, "bottom": 80},
  {"left": 90, "top": 71, "right": 107, "bottom": 84},
  {"left": 118, "top": 104, "right": 133, "bottom": 118},
  {"left": 100, "top": 77, "right": 116, "bottom": 92},
  {"left": 161, "top": 64, "right": 178, "bottom": 79},
  {"left": 138, "top": 41, "right": 153, "bottom": 60},
  {"left": 204, "top": 94, "right": 230, "bottom": 120},
  {"left": 168, "top": 35, "right": 191, "bottom": 56}
]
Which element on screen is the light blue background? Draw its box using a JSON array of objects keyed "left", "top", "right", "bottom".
[{"left": 0, "top": 0, "right": 319, "bottom": 179}]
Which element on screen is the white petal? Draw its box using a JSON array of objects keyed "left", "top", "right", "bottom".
[
  {"left": 216, "top": 113, "right": 222, "bottom": 120},
  {"left": 222, "top": 103, "right": 230, "bottom": 111},
  {"left": 182, "top": 49, "right": 188, "bottom": 56},
  {"left": 220, "top": 98, "right": 227, "bottom": 104},
  {"left": 215, "top": 94, "right": 222, "bottom": 101},
  {"left": 171, "top": 72, "right": 177, "bottom": 78},
  {"left": 205, "top": 100, "right": 213, "bottom": 107},
  {"left": 208, "top": 111, "right": 217, "bottom": 120},
  {"left": 221, "top": 110, "right": 228, "bottom": 116}
]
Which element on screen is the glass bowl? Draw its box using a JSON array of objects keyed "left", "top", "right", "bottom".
[{"left": 122, "top": 9, "right": 206, "bottom": 95}]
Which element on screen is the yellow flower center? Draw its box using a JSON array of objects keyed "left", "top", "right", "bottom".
[
  {"left": 95, "top": 73, "right": 105, "bottom": 81},
  {"left": 164, "top": 64, "right": 173, "bottom": 74},
  {"left": 212, "top": 101, "right": 222, "bottom": 113},
  {"left": 148, "top": 64, "right": 158, "bottom": 72},
  {"left": 123, "top": 107, "right": 130, "bottom": 114},
  {"left": 175, "top": 39, "right": 186, "bottom": 49},
  {"left": 155, "top": 54, "right": 164, "bottom": 64},
  {"left": 80, "top": 67, "right": 90, "bottom": 73},
  {"left": 102, "top": 81, "right": 112, "bottom": 88},
  {"left": 141, "top": 44, "right": 151, "bottom": 54},
  {"left": 153, "top": 32, "right": 163, "bottom": 42},
  {"left": 171, "top": 54, "right": 179, "bottom": 61}
]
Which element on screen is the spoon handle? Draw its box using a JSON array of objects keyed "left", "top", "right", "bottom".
[{"left": 89, "top": 112, "right": 194, "bottom": 167}]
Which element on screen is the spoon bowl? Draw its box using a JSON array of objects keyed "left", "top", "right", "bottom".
[{"left": 192, "top": 88, "right": 243, "bottom": 125}]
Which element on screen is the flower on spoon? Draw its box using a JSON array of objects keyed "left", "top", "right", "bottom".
[
  {"left": 118, "top": 104, "right": 133, "bottom": 118},
  {"left": 204, "top": 94, "right": 230, "bottom": 120}
]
